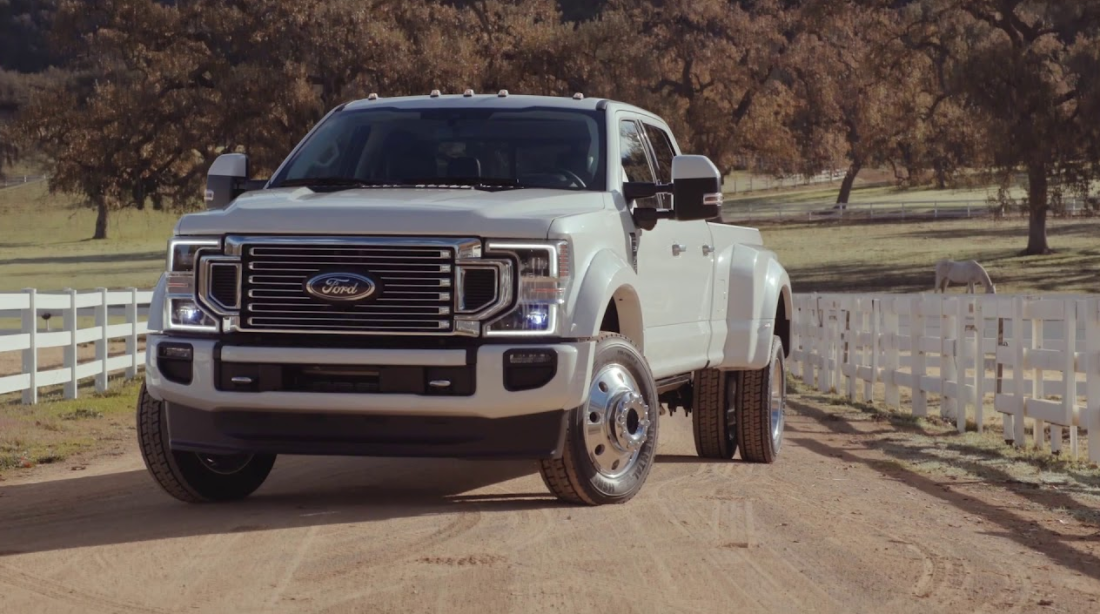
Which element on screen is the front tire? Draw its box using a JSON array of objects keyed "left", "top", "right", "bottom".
[
  {"left": 137, "top": 384, "right": 276, "bottom": 503},
  {"left": 736, "top": 336, "right": 786, "bottom": 463},
  {"left": 538, "top": 334, "right": 659, "bottom": 505}
]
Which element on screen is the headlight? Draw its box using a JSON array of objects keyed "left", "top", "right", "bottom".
[
  {"left": 485, "top": 240, "right": 570, "bottom": 336},
  {"left": 164, "top": 237, "right": 221, "bottom": 332}
]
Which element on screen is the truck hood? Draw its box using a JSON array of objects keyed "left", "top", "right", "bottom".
[{"left": 175, "top": 187, "right": 609, "bottom": 239}]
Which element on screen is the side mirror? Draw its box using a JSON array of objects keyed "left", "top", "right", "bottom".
[
  {"left": 205, "top": 153, "right": 266, "bottom": 210},
  {"left": 671, "top": 155, "right": 723, "bottom": 221}
]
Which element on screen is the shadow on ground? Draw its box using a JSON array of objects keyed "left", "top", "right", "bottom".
[
  {"left": 0, "top": 453, "right": 719, "bottom": 557},
  {"left": 788, "top": 397, "right": 1100, "bottom": 583},
  {"left": 0, "top": 456, "right": 560, "bottom": 557}
]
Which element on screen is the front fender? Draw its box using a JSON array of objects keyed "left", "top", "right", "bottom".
[
  {"left": 147, "top": 273, "right": 168, "bottom": 334},
  {"left": 566, "top": 249, "right": 643, "bottom": 348}
]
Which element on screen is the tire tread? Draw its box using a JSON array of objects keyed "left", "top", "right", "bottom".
[
  {"left": 136, "top": 385, "right": 205, "bottom": 503},
  {"left": 736, "top": 337, "right": 782, "bottom": 464},
  {"left": 692, "top": 369, "right": 735, "bottom": 459}
]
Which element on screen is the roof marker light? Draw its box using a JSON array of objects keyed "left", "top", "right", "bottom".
[
  {"left": 572, "top": 92, "right": 585, "bottom": 100},
  {"left": 498, "top": 89, "right": 509, "bottom": 97},
  {"left": 430, "top": 89, "right": 441, "bottom": 98},
  {"left": 367, "top": 93, "right": 378, "bottom": 101},
  {"left": 463, "top": 89, "right": 475, "bottom": 97}
]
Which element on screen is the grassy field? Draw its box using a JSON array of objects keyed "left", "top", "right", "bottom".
[
  {"left": 2, "top": 178, "right": 1097, "bottom": 295},
  {"left": 0, "top": 180, "right": 178, "bottom": 292},
  {"left": 725, "top": 181, "right": 1026, "bottom": 209},
  {"left": 0, "top": 379, "right": 139, "bottom": 475},
  {"left": 759, "top": 217, "right": 1100, "bottom": 295}
]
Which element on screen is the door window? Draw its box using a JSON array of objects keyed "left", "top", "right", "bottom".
[
  {"left": 619, "top": 120, "right": 658, "bottom": 208},
  {"left": 643, "top": 124, "right": 677, "bottom": 209}
]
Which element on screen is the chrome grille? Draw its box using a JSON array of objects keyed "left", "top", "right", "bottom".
[{"left": 235, "top": 238, "right": 472, "bottom": 335}]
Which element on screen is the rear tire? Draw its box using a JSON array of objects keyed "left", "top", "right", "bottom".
[
  {"left": 692, "top": 369, "right": 737, "bottom": 459},
  {"left": 538, "top": 333, "right": 659, "bottom": 505},
  {"left": 137, "top": 384, "right": 276, "bottom": 503},
  {"left": 736, "top": 336, "right": 786, "bottom": 463}
]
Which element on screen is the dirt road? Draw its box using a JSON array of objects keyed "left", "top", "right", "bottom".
[{"left": 1, "top": 397, "right": 1098, "bottom": 614}]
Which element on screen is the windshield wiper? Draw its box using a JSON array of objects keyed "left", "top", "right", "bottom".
[{"left": 399, "top": 176, "right": 527, "bottom": 191}]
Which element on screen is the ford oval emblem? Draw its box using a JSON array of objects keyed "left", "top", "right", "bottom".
[{"left": 304, "top": 272, "right": 377, "bottom": 303}]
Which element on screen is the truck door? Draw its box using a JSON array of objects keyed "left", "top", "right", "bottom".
[{"left": 620, "top": 118, "right": 716, "bottom": 379}]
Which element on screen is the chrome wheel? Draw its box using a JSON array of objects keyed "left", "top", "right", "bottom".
[
  {"left": 196, "top": 453, "right": 254, "bottom": 476},
  {"left": 582, "top": 364, "right": 652, "bottom": 479},
  {"left": 770, "top": 357, "right": 786, "bottom": 452}
]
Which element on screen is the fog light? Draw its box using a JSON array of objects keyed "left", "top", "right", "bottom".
[
  {"left": 158, "top": 344, "right": 193, "bottom": 360},
  {"left": 507, "top": 349, "right": 556, "bottom": 365},
  {"left": 504, "top": 349, "right": 558, "bottom": 391},
  {"left": 157, "top": 342, "right": 194, "bottom": 385}
]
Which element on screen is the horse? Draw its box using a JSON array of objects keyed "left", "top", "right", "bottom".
[{"left": 934, "top": 259, "right": 996, "bottom": 294}]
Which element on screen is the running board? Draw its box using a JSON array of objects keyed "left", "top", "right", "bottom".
[{"left": 655, "top": 374, "right": 692, "bottom": 394}]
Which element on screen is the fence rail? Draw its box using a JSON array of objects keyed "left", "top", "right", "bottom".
[
  {"left": 790, "top": 293, "right": 1100, "bottom": 462},
  {"left": 0, "top": 289, "right": 153, "bottom": 404}
]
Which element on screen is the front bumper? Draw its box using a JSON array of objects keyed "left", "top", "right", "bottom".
[{"left": 145, "top": 335, "right": 595, "bottom": 459}]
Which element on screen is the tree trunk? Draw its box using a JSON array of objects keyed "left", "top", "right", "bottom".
[
  {"left": 1024, "top": 163, "right": 1051, "bottom": 255},
  {"left": 933, "top": 158, "right": 947, "bottom": 189},
  {"left": 93, "top": 200, "right": 109, "bottom": 240},
  {"left": 836, "top": 162, "right": 862, "bottom": 205}
]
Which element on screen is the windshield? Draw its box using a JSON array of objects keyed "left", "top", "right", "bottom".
[{"left": 271, "top": 106, "right": 607, "bottom": 192}]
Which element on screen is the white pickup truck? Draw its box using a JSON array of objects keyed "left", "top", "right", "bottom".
[{"left": 139, "top": 92, "right": 793, "bottom": 506}]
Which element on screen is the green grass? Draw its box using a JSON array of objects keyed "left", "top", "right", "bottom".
[
  {"left": 759, "top": 217, "right": 1100, "bottom": 294},
  {"left": 0, "top": 180, "right": 178, "bottom": 292},
  {"left": 0, "top": 379, "right": 139, "bottom": 474}
]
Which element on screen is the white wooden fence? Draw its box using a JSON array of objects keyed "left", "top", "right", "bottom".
[
  {"left": 0, "top": 289, "right": 153, "bottom": 404},
  {"left": 790, "top": 293, "right": 1100, "bottom": 462}
]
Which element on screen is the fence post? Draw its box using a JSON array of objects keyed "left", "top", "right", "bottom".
[
  {"left": 126, "top": 288, "right": 139, "bottom": 379},
  {"left": 1065, "top": 298, "right": 1078, "bottom": 458},
  {"left": 866, "top": 299, "right": 879, "bottom": 404},
  {"left": 1087, "top": 297, "right": 1100, "bottom": 463},
  {"left": 955, "top": 296, "right": 968, "bottom": 433},
  {"left": 1013, "top": 296, "right": 1027, "bottom": 447},
  {"left": 1033, "top": 315, "right": 1047, "bottom": 451},
  {"left": 973, "top": 298, "right": 985, "bottom": 433},
  {"left": 844, "top": 297, "right": 855, "bottom": 400},
  {"left": 911, "top": 295, "right": 928, "bottom": 417},
  {"left": 804, "top": 294, "right": 817, "bottom": 387},
  {"left": 95, "top": 287, "right": 109, "bottom": 393},
  {"left": 941, "top": 297, "right": 957, "bottom": 422},
  {"left": 790, "top": 296, "right": 801, "bottom": 380},
  {"left": 885, "top": 297, "right": 900, "bottom": 409},
  {"left": 997, "top": 309, "right": 1009, "bottom": 442},
  {"left": 63, "top": 288, "right": 79, "bottom": 399},
  {"left": 21, "top": 288, "right": 38, "bottom": 405},
  {"left": 827, "top": 299, "right": 840, "bottom": 393}
]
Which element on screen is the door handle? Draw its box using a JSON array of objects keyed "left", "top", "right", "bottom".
[
  {"left": 672, "top": 244, "right": 687, "bottom": 256},
  {"left": 702, "top": 244, "right": 714, "bottom": 256}
]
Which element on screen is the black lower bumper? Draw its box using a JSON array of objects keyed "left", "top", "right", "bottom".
[{"left": 165, "top": 403, "right": 569, "bottom": 460}]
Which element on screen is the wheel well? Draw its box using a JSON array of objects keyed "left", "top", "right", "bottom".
[
  {"left": 600, "top": 288, "right": 644, "bottom": 350},
  {"left": 776, "top": 295, "right": 791, "bottom": 358},
  {"left": 600, "top": 299, "right": 620, "bottom": 333}
]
